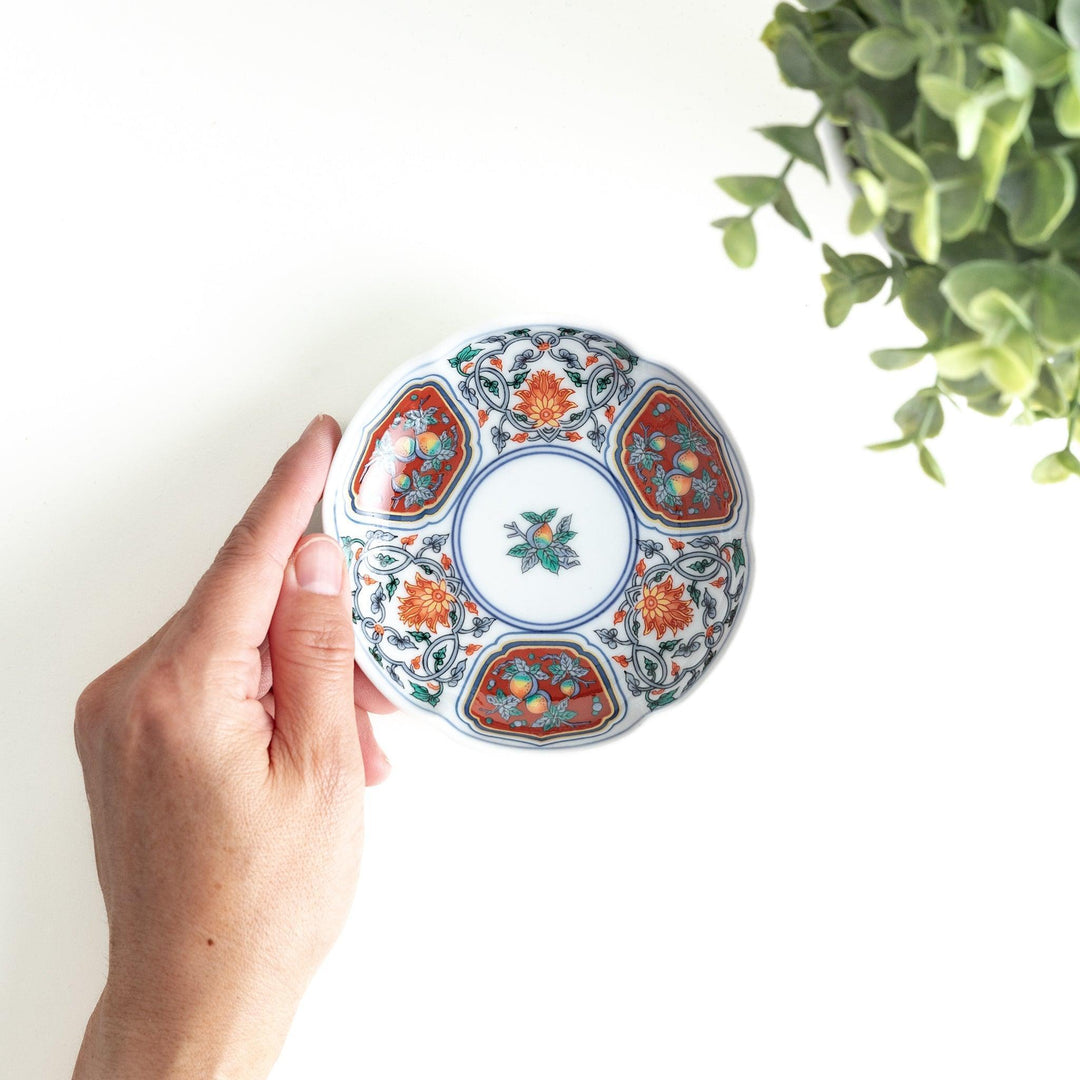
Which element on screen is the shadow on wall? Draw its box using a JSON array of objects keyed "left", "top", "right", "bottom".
[{"left": 0, "top": 283, "right": 477, "bottom": 1076}]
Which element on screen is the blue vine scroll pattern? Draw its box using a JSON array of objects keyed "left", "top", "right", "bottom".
[
  {"left": 343, "top": 530, "right": 495, "bottom": 709},
  {"left": 593, "top": 535, "right": 747, "bottom": 711},
  {"left": 446, "top": 327, "right": 640, "bottom": 453}
]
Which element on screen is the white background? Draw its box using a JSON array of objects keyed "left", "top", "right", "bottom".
[{"left": 2, "top": 2, "right": 1078, "bottom": 1077}]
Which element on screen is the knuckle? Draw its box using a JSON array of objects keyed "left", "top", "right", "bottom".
[
  {"left": 126, "top": 656, "right": 184, "bottom": 728},
  {"left": 283, "top": 618, "right": 355, "bottom": 669},
  {"left": 218, "top": 516, "right": 262, "bottom": 565},
  {"left": 309, "top": 752, "right": 362, "bottom": 825},
  {"left": 74, "top": 676, "right": 105, "bottom": 733},
  {"left": 73, "top": 675, "right": 109, "bottom": 757}
]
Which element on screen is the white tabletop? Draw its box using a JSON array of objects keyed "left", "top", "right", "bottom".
[{"left": 2, "top": 2, "right": 1078, "bottom": 1077}]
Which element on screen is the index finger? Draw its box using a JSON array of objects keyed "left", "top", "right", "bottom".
[{"left": 183, "top": 414, "right": 342, "bottom": 657}]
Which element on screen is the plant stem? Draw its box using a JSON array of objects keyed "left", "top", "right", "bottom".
[
  {"left": 747, "top": 106, "right": 827, "bottom": 224},
  {"left": 1064, "top": 360, "right": 1080, "bottom": 450}
]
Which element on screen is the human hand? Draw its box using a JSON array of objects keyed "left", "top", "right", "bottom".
[{"left": 72, "top": 416, "right": 393, "bottom": 1080}]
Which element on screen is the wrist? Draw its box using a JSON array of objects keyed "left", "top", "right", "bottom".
[{"left": 73, "top": 978, "right": 287, "bottom": 1080}]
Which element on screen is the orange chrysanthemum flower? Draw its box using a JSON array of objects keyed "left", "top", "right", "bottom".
[
  {"left": 635, "top": 575, "right": 693, "bottom": 638},
  {"left": 514, "top": 370, "right": 576, "bottom": 429},
  {"left": 398, "top": 574, "right": 453, "bottom": 631}
]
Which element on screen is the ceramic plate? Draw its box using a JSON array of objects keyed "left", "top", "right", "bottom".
[{"left": 323, "top": 324, "right": 752, "bottom": 748}]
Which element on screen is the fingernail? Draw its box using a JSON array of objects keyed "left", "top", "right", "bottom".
[
  {"left": 294, "top": 536, "right": 345, "bottom": 595},
  {"left": 303, "top": 413, "right": 326, "bottom": 436}
]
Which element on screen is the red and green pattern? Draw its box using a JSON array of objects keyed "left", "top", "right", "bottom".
[
  {"left": 463, "top": 641, "right": 620, "bottom": 741},
  {"left": 615, "top": 387, "right": 739, "bottom": 529},
  {"left": 350, "top": 381, "right": 473, "bottom": 521}
]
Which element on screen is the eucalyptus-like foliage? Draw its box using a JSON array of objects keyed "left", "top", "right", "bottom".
[{"left": 716, "top": 0, "right": 1080, "bottom": 483}]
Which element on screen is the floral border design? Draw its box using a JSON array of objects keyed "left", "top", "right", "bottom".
[
  {"left": 343, "top": 529, "right": 495, "bottom": 709},
  {"left": 593, "top": 534, "right": 747, "bottom": 711},
  {"left": 446, "top": 327, "right": 639, "bottom": 453}
]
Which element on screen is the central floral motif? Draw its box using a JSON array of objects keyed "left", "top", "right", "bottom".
[
  {"left": 635, "top": 574, "right": 693, "bottom": 638},
  {"left": 513, "top": 369, "right": 576, "bottom": 429},
  {"left": 398, "top": 573, "right": 454, "bottom": 631},
  {"left": 504, "top": 507, "right": 580, "bottom": 575}
]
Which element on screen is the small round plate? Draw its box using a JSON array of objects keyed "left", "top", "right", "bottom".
[{"left": 323, "top": 323, "right": 752, "bottom": 748}]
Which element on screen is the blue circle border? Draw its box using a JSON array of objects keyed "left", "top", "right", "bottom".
[{"left": 450, "top": 446, "right": 639, "bottom": 633}]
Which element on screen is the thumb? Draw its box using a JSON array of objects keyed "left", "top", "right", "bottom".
[{"left": 268, "top": 534, "right": 359, "bottom": 774}]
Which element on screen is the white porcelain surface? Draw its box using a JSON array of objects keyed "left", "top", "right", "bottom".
[{"left": 324, "top": 324, "right": 753, "bottom": 747}]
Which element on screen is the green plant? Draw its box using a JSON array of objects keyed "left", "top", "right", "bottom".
[{"left": 716, "top": 0, "right": 1080, "bottom": 483}]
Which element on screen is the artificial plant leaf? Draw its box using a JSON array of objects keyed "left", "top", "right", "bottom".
[
  {"left": 1028, "top": 361, "right": 1068, "bottom": 416},
  {"left": 887, "top": 256, "right": 907, "bottom": 302},
  {"left": 715, "top": 175, "right": 782, "bottom": 208},
  {"left": 937, "top": 226, "right": 1017, "bottom": 267},
  {"left": 867, "top": 437, "right": 914, "bottom": 451},
  {"left": 870, "top": 346, "right": 928, "bottom": 369},
  {"left": 967, "top": 392, "right": 1010, "bottom": 416},
  {"left": 913, "top": 97, "right": 956, "bottom": 149},
  {"left": 823, "top": 282, "right": 857, "bottom": 327},
  {"left": 850, "top": 27, "right": 921, "bottom": 79},
  {"left": 902, "top": 0, "right": 962, "bottom": 31},
  {"left": 940, "top": 260, "right": 1031, "bottom": 333},
  {"left": 895, "top": 391, "right": 944, "bottom": 439},
  {"left": 846, "top": 253, "right": 892, "bottom": 300},
  {"left": 818, "top": 33, "right": 867, "bottom": 79},
  {"left": 975, "top": 93, "right": 1034, "bottom": 199},
  {"left": 996, "top": 152, "right": 1077, "bottom": 245},
  {"left": 955, "top": 96, "right": 988, "bottom": 159},
  {"left": 855, "top": 0, "right": 902, "bottom": 25},
  {"left": 910, "top": 186, "right": 942, "bottom": 262},
  {"left": 850, "top": 165, "right": 892, "bottom": 235},
  {"left": 853, "top": 168, "right": 888, "bottom": 214},
  {"left": 1029, "top": 261, "right": 1080, "bottom": 348},
  {"left": 918, "top": 72, "right": 969, "bottom": 119},
  {"left": 1004, "top": 9, "right": 1069, "bottom": 87},
  {"left": 721, "top": 217, "right": 757, "bottom": 268},
  {"left": 985, "top": 0, "right": 1046, "bottom": 31},
  {"left": 773, "top": 183, "right": 812, "bottom": 238},
  {"left": 934, "top": 341, "right": 1002, "bottom": 380},
  {"left": 864, "top": 128, "right": 934, "bottom": 211},
  {"left": 1058, "top": 0, "right": 1080, "bottom": 48},
  {"left": 900, "top": 264, "right": 949, "bottom": 339},
  {"left": 923, "top": 145, "right": 986, "bottom": 240},
  {"left": 978, "top": 44, "right": 1036, "bottom": 100},
  {"left": 849, "top": 194, "right": 879, "bottom": 234},
  {"left": 984, "top": 330, "right": 1040, "bottom": 395},
  {"left": 774, "top": 26, "right": 835, "bottom": 90},
  {"left": 1032, "top": 449, "right": 1080, "bottom": 482},
  {"left": 773, "top": 3, "right": 813, "bottom": 33},
  {"left": 1054, "top": 80, "right": 1080, "bottom": 136},
  {"left": 966, "top": 288, "right": 1033, "bottom": 335},
  {"left": 828, "top": 7, "right": 871, "bottom": 32},
  {"left": 838, "top": 85, "right": 889, "bottom": 135},
  {"left": 822, "top": 243, "right": 850, "bottom": 273},
  {"left": 757, "top": 124, "right": 828, "bottom": 177},
  {"left": 919, "top": 41, "right": 966, "bottom": 83},
  {"left": 919, "top": 444, "right": 946, "bottom": 484}
]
